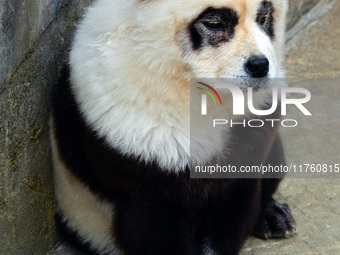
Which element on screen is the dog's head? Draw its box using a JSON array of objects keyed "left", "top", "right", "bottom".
[
  {"left": 130, "top": 0, "right": 288, "bottom": 80},
  {"left": 72, "top": 0, "right": 288, "bottom": 92},
  {"left": 183, "top": 0, "right": 288, "bottom": 79}
]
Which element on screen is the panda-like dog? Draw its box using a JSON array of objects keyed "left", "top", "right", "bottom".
[{"left": 50, "top": 0, "right": 296, "bottom": 254}]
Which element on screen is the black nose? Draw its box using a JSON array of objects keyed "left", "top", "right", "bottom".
[{"left": 245, "top": 56, "right": 269, "bottom": 78}]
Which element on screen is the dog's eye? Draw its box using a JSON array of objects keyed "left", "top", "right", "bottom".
[
  {"left": 203, "top": 21, "right": 225, "bottom": 32},
  {"left": 259, "top": 16, "right": 267, "bottom": 26}
]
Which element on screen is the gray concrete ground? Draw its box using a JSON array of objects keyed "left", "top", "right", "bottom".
[{"left": 241, "top": 2, "right": 340, "bottom": 255}]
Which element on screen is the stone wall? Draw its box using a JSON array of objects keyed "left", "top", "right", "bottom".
[
  {"left": 0, "top": 1, "right": 93, "bottom": 254},
  {"left": 286, "top": 0, "right": 334, "bottom": 50},
  {"left": 0, "top": 0, "right": 333, "bottom": 254}
]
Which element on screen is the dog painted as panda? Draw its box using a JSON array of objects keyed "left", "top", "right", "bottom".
[{"left": 50, "top": 0, "right": 296, "bottom": 254}]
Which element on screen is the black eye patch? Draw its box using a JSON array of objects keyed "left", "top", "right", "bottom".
[
  {"left": 256, "top": 1, "right": 275, "bottom": 39},
  {"left": 189, "top": 8, "right": 239, "bottom": 50}
]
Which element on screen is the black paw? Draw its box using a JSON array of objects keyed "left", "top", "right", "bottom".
[{"left": 253, "top": 199, "right": 296, "bottom": 239}]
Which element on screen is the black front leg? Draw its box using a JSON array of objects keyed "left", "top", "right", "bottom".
[
  {"left": 206, "top": 179, "right": 261, "bottom": 255},
  {"left": 253, "top": 136, "right": 296, "bottom": 239}
]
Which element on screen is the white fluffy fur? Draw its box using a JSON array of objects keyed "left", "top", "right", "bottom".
[{"left": 69, "top": 0, "right": 288, "bottom": 172}]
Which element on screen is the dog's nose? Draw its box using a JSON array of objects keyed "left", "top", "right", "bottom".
[{"left": 245, "top": 56, "right": 269, "bottom": 78}]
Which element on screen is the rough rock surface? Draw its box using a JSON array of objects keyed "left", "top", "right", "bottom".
[{"left": 0, "top": 1, "right": 93, "bottom": 254}]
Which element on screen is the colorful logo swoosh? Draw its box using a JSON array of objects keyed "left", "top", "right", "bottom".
[{"left": 196, "top": 82, "right": 223, "bottom": 106}]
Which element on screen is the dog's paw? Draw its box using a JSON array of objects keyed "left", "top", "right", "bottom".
[{"left": 253, "top": 199, "right": 296, "bottom": 239}]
